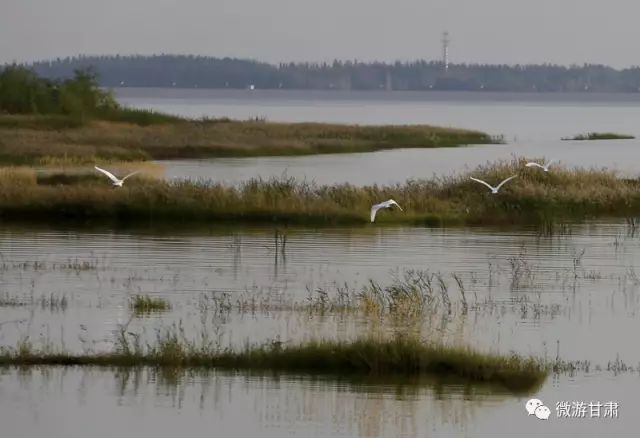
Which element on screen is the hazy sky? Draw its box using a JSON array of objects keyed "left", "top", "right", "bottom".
[{"left": 2, "top": 0, "right": 638, "bottom": 67}]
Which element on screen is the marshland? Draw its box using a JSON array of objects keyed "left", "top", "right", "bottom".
[
  {"left": 3, "top": 70, "right": 640, "bottom": 437},
  {"left": 1, "top": 158, "right": 640, "bottom": 226},
  {"left": 0, "top": 115, "right": 496, "bottom": 162},
  {"left": 0, "top": 67, "right": 494, "bottom": 164}
]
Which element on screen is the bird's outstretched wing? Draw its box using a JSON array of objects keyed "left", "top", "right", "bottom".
[
  {"left": 121, "top": 170, "right": 140, "bottom": 182},
  {"left": 470, "top": 177, "right": 495, "bottom": 191},
  {"left": 370, "top": 204, "right": 382, "bottom": 222},
  {"left": 94, "top": 166, "right": 120, "bottom": 183},
  {"left": 545, "top": 159, "right": 555, "bottom": 168},
  {"left": 496, "top": 175, "right": 518, "bottom": 191},
  {"left": 389, "top": 200, "right": 403, "bottom": 211},
  {"left": 525, "top": 162, "right": 544, "bottom": 169}
]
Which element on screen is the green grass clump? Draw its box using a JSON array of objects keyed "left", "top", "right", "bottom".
[
  {"left": 0, "top": 334, "right": 547, "bottom": 393},
  {"left": 130, "top": 295, "right": 170, "bottom": 314},
  {"left": 564, "top": 132, "right": 635, "bottom": 141},
  {"left": 96, "top": 107, "right": 184, "bottom": 126},
  {"left": 210, "top": 337, "right": 547, "bottom": 393}
]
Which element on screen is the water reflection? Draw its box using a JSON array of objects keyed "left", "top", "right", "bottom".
[
  {"left": 0, "top": 367, "right": 637, "bottom": 438},
  {"left": 0, "top": 367, "right": 524, "bottom": 438}
]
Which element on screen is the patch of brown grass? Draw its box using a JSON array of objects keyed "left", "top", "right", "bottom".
[
  {"left": 0, "top": 157, "right": 634, "bottom": 226},
  {"left": 0, "top": 116, "right": 494, "bottom": 163}
]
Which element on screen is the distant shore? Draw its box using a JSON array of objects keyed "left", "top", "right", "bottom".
[
  {"left": 562, "top": 132, "right": 635, "bottom": 141},
  {"left": 26, "top": 54, "right": 640, "bottom": 93}
]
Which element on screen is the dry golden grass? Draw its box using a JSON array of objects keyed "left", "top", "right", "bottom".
[
  {"left": 0, "top": 167, "right": 37, "bottom": 187},
  {"left": 38, "top": 160, "right": 164, "bottom": 176},
  {"left": 0, "top": 116, "right": 494, "bottom": 163},
  {"left": 0, "top": 157, "right": 635, "bottom": 226}
]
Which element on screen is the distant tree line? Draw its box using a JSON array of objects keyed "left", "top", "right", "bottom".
[{"left": 9, "top": 55, "right": 640, "bottom": 92}]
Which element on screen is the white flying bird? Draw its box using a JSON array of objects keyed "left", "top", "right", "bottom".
[
  {"left": 370, "top": 199, "right": 403, "bottom": 222},
  {"left": 94, "top": 166, "right": 140, "bottom": 187},
  {"left": 470, "top": 175, "right": 518, "bottom": 194},
  {"left": 525, "top": 159, "right": 554, "bottom": 172}
]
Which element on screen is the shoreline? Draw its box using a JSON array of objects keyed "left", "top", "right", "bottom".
[{"left": 0, "top": 115, "right": 496, "bottom": 164}]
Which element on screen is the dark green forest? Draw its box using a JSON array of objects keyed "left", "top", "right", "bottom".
[
  {"left": 15, "top": 55, "right": 640, "bottom": 92},
  {"left": 0, "top": 66, "right": 180, "bottom": 125},
  {"left": 0, "top": 66, "right": 116, "bottom": 116}
]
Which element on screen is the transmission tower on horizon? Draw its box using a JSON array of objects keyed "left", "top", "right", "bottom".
[{"left": 442, "top": 31, "right": 450, "bottom": 74}]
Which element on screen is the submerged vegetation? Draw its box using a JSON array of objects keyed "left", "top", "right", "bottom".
[
  {"left": 130, "top": 295, "right": 171, "bottom": 314},
  {"left": 0, "top": 158, "right": 637, "bottom": 225},
  {"left": 0, "top": 333, "right": 547, "bottom": 392},
  {"left": 207, "top": 266, "right": 571, "bottom": 321},
  {"left": 563, "top": 132, "right": 635, "bottom": 141},
  {"left": 0, "top": 293, "right": 68, "bottom": 311},
  {"left": 0, "top": 259, "right": 636, "bottom": 388}
]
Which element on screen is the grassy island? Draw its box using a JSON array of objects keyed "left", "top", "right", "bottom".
[
  {"left": 0, "top": 116, "right": 497, "bottom": 163},
  {"left": 563, "top": 132, "right": 635, "bottom": 141},
  {"left": 0, "top": 335, "right": 547, "bottom": 393},
  {"left": 0, "top": 66, "right": 496, "bottom": 163},
  {"left": 0, "top": 158, "right": 637, "bottom": 226}
]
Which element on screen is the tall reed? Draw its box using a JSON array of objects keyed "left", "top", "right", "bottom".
[{"left": 0, "top": 158, "right": 636, "bottom": 225}]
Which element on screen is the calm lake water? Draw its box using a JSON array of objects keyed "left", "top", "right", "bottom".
[
  {"left": 1, "top": 368, "right": 636, "bottom": 438},
  {"left": 3, "top": 90, "right": 640, "bottom": 436},
  {"left": 0, "top": 221, "right": 639, "bottom": 436},
  {"left": 116, "top": 88, "right": 640, "bottom": 185}
]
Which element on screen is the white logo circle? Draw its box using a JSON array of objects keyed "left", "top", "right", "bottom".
[
  {"left": 534, "top": 405, "right": 551, "bottom": 420},
  {"left": 525, "top": 399, "right": 544, "bottom": 415}
]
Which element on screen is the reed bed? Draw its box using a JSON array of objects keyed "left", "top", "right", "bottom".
[
  {"left": 0, "top": 158, "right": 637, "bottom": 225},
  {"left": 0, "top": 115, "right": 494, "bottom": 163}
]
